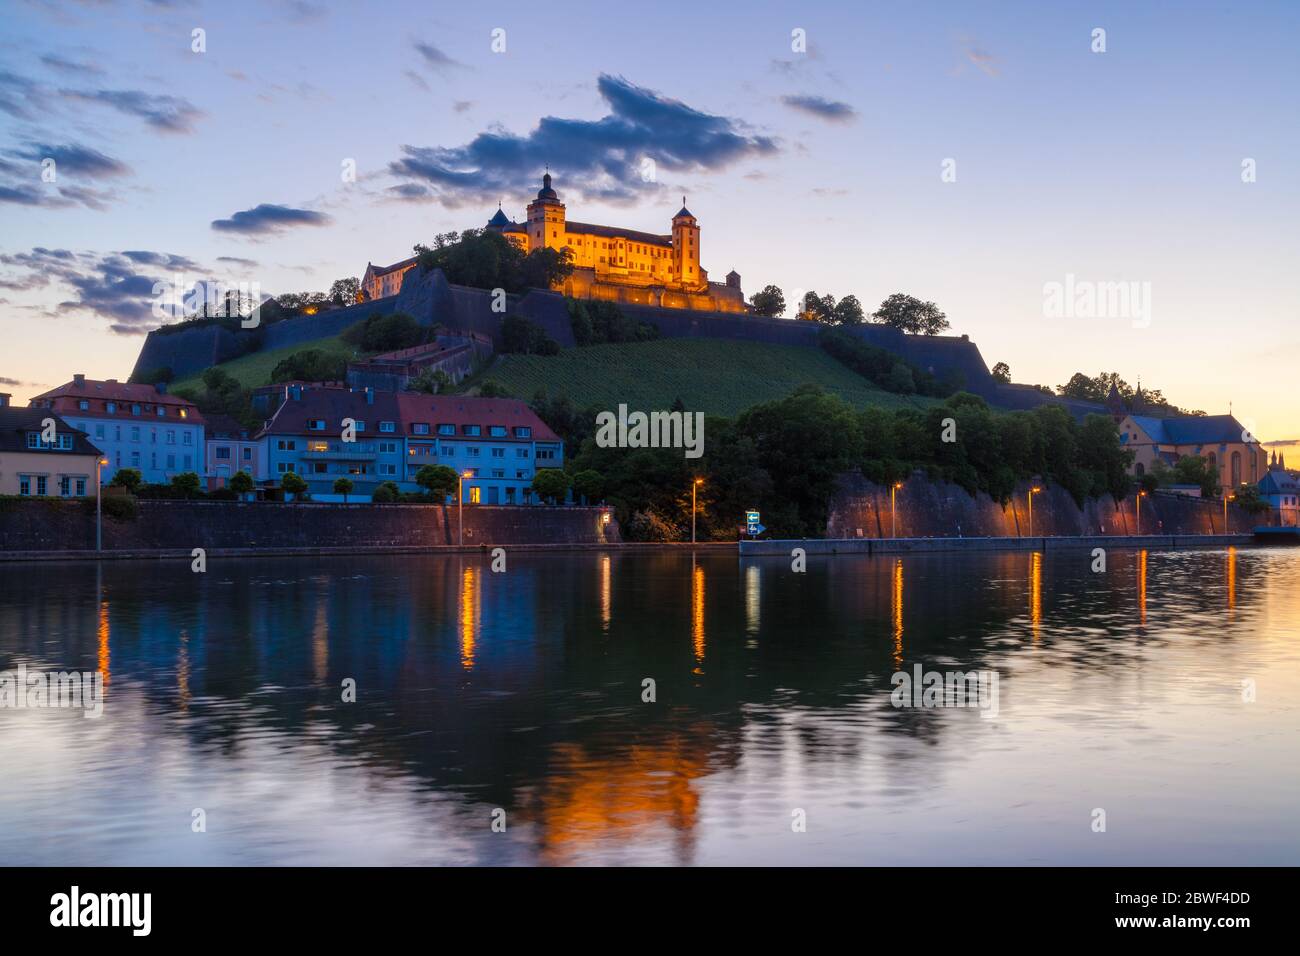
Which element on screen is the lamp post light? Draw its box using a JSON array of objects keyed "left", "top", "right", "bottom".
[
  {"left": 691, "top": 477, "right": 703, "bottom": 544},
  {"left": 95, "top": 456, "right": 108, "bottom": 552},
  {"left": 458, "top": 470, "right": 473, "bottom": 546},
  {"left": 891, "top": 481, "right": 903, "bottom": 538},
  {"left": 1224, "top": 492, "right": 1235, "bottom": 532},
  {"left": 1028, "top": 486, "right": 1042, "bottom": 538},
  {"left": 1136, "top": 489, "right": 1146, "bottom": 534}
]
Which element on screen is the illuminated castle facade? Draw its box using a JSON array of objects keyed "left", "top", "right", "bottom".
[{"left": 361, "top": 173, "right": 746, "bottom": 313}]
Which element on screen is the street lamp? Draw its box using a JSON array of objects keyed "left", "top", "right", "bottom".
[
  {"left": 691, "top": 477, "right": 703, "bottom": 544},
  {"left": 1028, "top": 486, "right": 1042, "bottom": 538},
  {"left": 95, "top": 457, "right": 108, "bottom": 552},
  {"left": 1136, "top": 489, "right": 1146, "bottom": 534},
  {"left": 891, "top": 481, "right": 903, "bottom": 538},
  {"left": 458, "top": 470, "right": 473, "bottom": 546},
  {"left": 1224, "top": 492, "right": 1235, "bottom": 532}
]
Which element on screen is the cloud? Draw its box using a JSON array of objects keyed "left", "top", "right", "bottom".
[
  {"left": 40, "top": 54, "right": 104, "bottom": 76},
  {"left": 0, "top": 248, "right": 206, "bottom": 335},
  {"left": 963, "top": 44, "right": 1000, "bottom": 77},
  {"left": 0, "top": 70, "right": 43, "bottom": 120},
  {"left": 60, "top": 88, "right": 203, "bottom": 133},
  {"left": 10, "top": 143, "right": 131, "bottom": 178},
  {"left": 216, "top": 256, "right": 260, "bottom": 268},
  {"left": 210, "top": 203, "right": 332, "bottom": 235},
  {"left": 453, "top": 100, "right": 474, "bottom": 113},
  {"left": 388, "top": 73, "right": 777, "bottom": 207},
  {"left": 413, "top": 41, "right": 465, "bottom": 74},
  {"left": 404, "top": 70, "right": 430, "bottom": 92},
  {"left": 780, "top": 94, "right": 856, "bottom": 122},
  {"left": 0, "top": 182, "right": 121, "bottom": 211}
]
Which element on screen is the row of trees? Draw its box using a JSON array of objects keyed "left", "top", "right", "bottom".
[
  {"left": 414, "top": 229, "right": 572, "bottom": 294},
  {"left": 748, "top": 287, "right": 952, "bottom": 335},
  {"left": 987, "top": 366, "right": 1205, "bottom": 417},
  {"left": 527, "top": 386, "right": 1138, "bottom": 541}
]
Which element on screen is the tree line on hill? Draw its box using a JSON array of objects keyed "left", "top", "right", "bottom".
[
  {"left": 520, "top": 386, "right": 1141, "bottom": 540},
  {"left": 748, "top": 287, "right": 952, "bottom": 335}
]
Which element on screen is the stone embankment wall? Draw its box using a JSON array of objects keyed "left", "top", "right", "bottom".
[{"left": 0, "top": 500, "right": 618, "bottom": 553}]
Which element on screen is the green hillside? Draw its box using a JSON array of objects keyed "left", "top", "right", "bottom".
[
  {"left": 171, "top": 334, "right": 360, "bottom": 393},
  {"left": 471, "top": 338, "right": 941, "bottom": 417}
]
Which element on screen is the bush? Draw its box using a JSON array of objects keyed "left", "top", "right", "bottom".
[
  {"left": 99, "top": 495, "right": 139, "bottom": 520},
  {"left": 271, "top": 349, "right": 348, "bottom": 384},
  {"left": 477, "top": 379, "right": 512, "bottom": 398},
  {"left": 530, "top": 468, "right": 570, "bottom": 504},
  {"left": 229, "top": 471, "right": 254, "bottom": 495},
  {"left": 109, "top": 468, "right": 143, "bottom": 493},
  {"left": 625, "top": 508, "right": 681, "bottom": 542},
  {"left": 171, "top": 472, "right": 202, "bottom": 498},
  {"left": 343, "top": 312, "right": 423, "bottom": 353},
  {"left": 415, "top": 464, "right": 458, "bottom": 499},
  {"left": 371, "top": 481, "right": 400, "bottom": 503},
  {"left": 501, "top": 315, "right": 559, "bottom": 355}
]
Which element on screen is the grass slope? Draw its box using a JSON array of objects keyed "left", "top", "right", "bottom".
[
  {"left": 171, "top": 334, "right": 359, "bottom": 393},
  {"left": 477, "top": 338, "right": 941, "bottom": 417}
]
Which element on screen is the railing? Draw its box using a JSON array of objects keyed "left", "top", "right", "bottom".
[{"left": 300, "top": 443, "right": 378, "bottom": 460}]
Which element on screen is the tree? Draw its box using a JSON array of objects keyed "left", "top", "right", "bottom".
[
  {"left": 571, "top": 469, "right": 605, "bottom": 504},
  {"left": 501, "top": 315, "right": 559, "bottom": 355},
  {"left": 333, "top": 477, "right": 354, "bottom": 503},
  {"left": 371, "top": 481, "right": 400, "bottom": 503},
  {"left": 991, "top": 362, "right": 1011, "bottom": 384},
  {"left": 531, "top": 468, "right": 570, "bottom": 505},
  {"left": 171, "top": 472, "right": 201, "bottom": 498},
  {"left": 271, "top": 348, "right": 348, "bottom": 384},
  {"left": 344, "top": 311, "right": 422, "bottom": 352},
  {"left": 109, "top": 468, "right": 143, "bottom": 493},
  {"left": 329, "top": 277, "right": 360, "bottom": 305},
  {"left": 1170, "top": 455, "right": 1220, "bottom": 498},
  {"left": 415, "top": 464, "right": 458, "bottom": 500},
  {"left": 281, "top": 471, "right": 308, "bottom": 501},
  {"left": 229, "top": 470, "right": 254, "bottom": 496},
  {"left": 871, "top": 293, "right": 950, "bottom": 335},
  {"left": 413, "top": 229, "right": 572, "bottom": 294},
  {"left": 749, "top": 285, "right": 786, "bottom": 317},
  {"left": 477, "top": 379, "right": 512, "bottom": 398},
  {"left": 799, "top": 291, "right": 865, "bottom": 325}
]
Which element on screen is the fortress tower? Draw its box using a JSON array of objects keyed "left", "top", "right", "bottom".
[
  {"left": 671, "top": 200, "right": 701, "bottom": 291},
  {"left": 525, "top": 172, "right": 567, "bottom": 253}
]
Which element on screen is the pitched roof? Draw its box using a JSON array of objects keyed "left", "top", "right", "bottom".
[
  {"left": 32, "top": 378, "right": 206, "bottom": 424},
  {"left": 0, "top": 406, "right": 102, "bottom": 456},
  {"left": 1258, "top": 470, "right": 1299, "bottom": 494},
  {"left": 1128, "top": 414, "right": 1248, "bottom": 445},
  {"left": 565, "top": 220, "right": 672, "bottom": 248},
  {"left": 367, "top": 255, "right": 418, "bottom": 278},
  {"left": 393, "top": 394, "right": 559, "bottom": 441},
  {"left": 257, "top": 388, "right": 404, "bottom": 439}
]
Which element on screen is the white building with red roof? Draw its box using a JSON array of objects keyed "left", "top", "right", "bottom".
[{"left": 29, "top": 374, "right": 206, "bottom": 485}]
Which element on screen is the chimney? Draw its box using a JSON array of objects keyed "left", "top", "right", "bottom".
[
  {"left": 365, "top": 387, "right": 375, "bottom": 405},
  {"left": 73, "top": 373, "right": 85, "bottom": 387},
  {"left": 0, "top": 393, "right": 10, "bottom": 408}
]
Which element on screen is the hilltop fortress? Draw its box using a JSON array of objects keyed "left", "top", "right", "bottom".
[{"left": 362, "top": 173, "right": 747, "bottom": 313}]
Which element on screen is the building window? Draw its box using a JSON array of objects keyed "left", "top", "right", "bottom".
[
  {"left": 19, "top": 476, "right": 30, "bottom": 496},
  {"left": 277, "top": 440, "right": 297, "bottom": 451},
  {"left": 309, "top": 420, "right": 326, "bottom": 431},
  {"left": 183, "top": 432, "right": 192, "bottom": 445},
  {"left": 131, "top": 426, "right": 140, "bottom": 442},
  {"left": 489, "top": 426, "right": 507, "bottom": 437},
  {"left": 167, "top": 430, "right": 176, "bottom": 445},
  {"left": 513, "top": 427, "right": 531, "bottom": 438},
  {"left": 380, "top": 421, "right": 396, "bottom": 433},
  {"left": 413, "top": 423, "right": 430, "bottom": 435},
  {"left": 60, "top": 476, "right": 71, "bottom": 496},
  {"left": 131, "top": 404, "right": 140, "bottom": 415},
  {"left": 157, "top": 407, "right": 165, "bottom": 417},
  {"left": 462, "top": 425, "right": 481, "bottom": 436},
  {"left": 36, "top": 476, "right": 47, "bottom": 496},
  {"left": 353, "top": 421, "right": 366, "bottom": 432},
  {"left": 379, "top": 441, "right": 397, "bottom": 454},
  {"left": 437, "top": 424, "right": 456, "bottom": 436},
  {"left": 95, "top": 424, "right": 104, "bottom": 438},
  {"left": 76, "top": 478, "right": 86, "bottom": 496},
  {"left": 106, "top": 402, "right": 116, "bottom": 414},
  {"left": 469, "top": 487, "right": 481, "bottom": 504},
  {"left": 216, "top": 447, "right": 231, "bottom": 460},
  {"left": 467, "top": 447, "right": 480, "bottom": 457},
  {"left": 78, "top": 400, "right": 89, "bottom": 410},
  {"left": 379, "top": 463, "right": 396, "bottom": 476},
  {"left": 492, "top": 447, "right": 505, "bottom": 458},
  {"left": 516, "top": 448, "right": 529, "bottom": 458},
  {"left": 243, "top": 447, "right": 252, "bottom": 460}
]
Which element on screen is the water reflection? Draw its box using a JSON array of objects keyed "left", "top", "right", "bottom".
[{"left": 1, "top": 546, "right": 1297, "bottom": 866}]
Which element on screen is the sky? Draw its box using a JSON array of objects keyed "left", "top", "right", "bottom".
[{"left": 1, "top": 0, "right": 1297, "bottom": 442}]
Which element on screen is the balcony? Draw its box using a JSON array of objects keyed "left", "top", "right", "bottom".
[{"left": 300, "top": 442, "right": 378, "bottom": 461}]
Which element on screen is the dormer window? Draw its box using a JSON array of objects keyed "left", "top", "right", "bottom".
[
  {"left": 308, "top": 419, "right": 326, "bottom": 431},
  {"left": 462, "top": 425, "right": 481, "bottom": 436},
  {"left": 513, "top": 426, "right": 531, "bottom": 438},
  {"left": 489, "top": 426, "right": 507, "bottom": 437},
  {"left": 106, "top": 402, "right": 116, "bottom": 414},
  {"left": 78, "top": 400, "right": 89, "bottom": 411},
  {"left": 131, "top": 404, "right": 141, "bottom": 415},
  {"left": 157, "top": 407, "right": 165, "bottom": 417}
]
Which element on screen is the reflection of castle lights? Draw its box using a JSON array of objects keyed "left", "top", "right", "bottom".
[
  {"left": 692, "top": 564, "right": 706, "bottom": 670},
  {"left": 1227, "top": 546, "right": 1236, "bottom": 613},
  {"left": 177, "top": 629, "right": 190, "bottom": 713},
  {"left": 460, "top": 565, "right": 479, "bottom": 670},
  {"left": 97, "top": 600, "right": 110, "bottom": 686},
  {"left": 891, "top": 559, "right": 904, "bottom": 669},
  {"left": 1030, "top": 551, "right": 1042, "bottom": 642},
  {"left": 600, "top": 554, "right": 612, "bottom": 631},
  {"left": 744, "top": 564, "right": 761, "bottom": 640},
  {"left": 1138, "top": 549, "right": 1148, "bottom": 626}
]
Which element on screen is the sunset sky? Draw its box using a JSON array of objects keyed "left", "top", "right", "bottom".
[{"left": 2, "top": 0, "right": 1296, "bottom": 441}]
